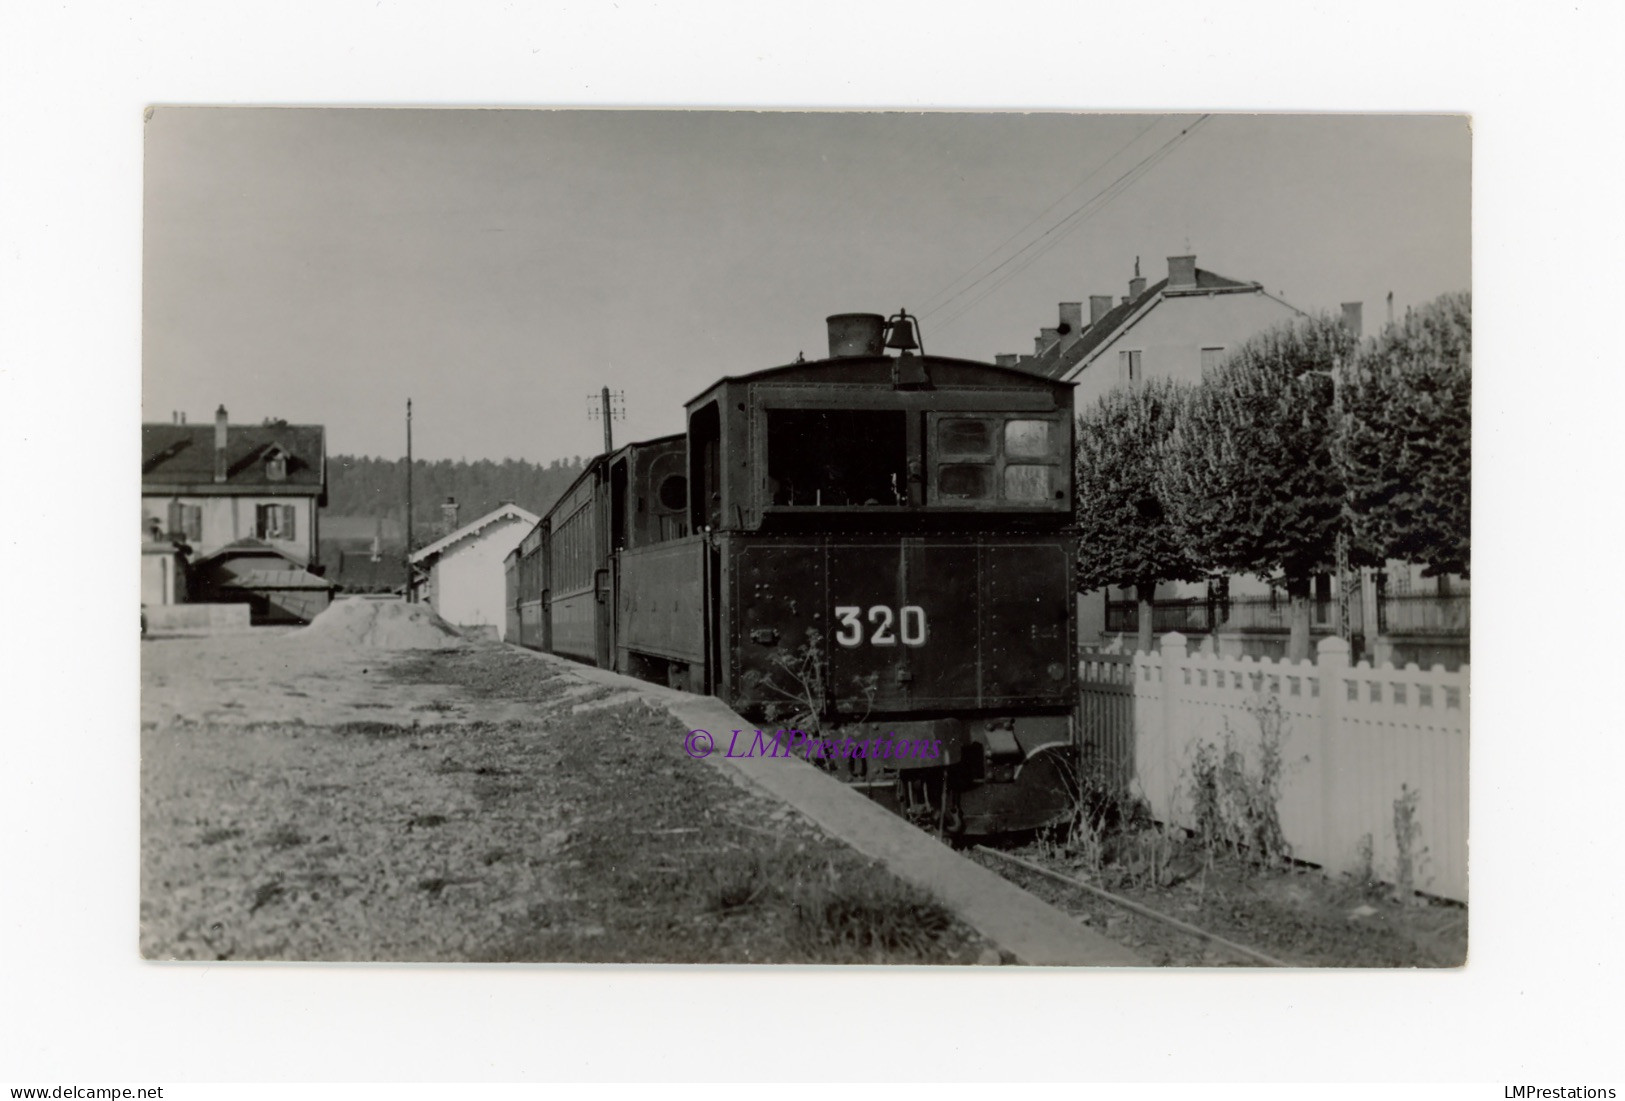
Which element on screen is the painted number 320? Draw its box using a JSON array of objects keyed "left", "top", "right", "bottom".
[{"left": 833, "top": 605, "right": 928, "bottom": 648}]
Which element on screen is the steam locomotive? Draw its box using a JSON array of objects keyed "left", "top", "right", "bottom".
[{"left": 505, "top": 311, "right": 1079, "bottom": 836}]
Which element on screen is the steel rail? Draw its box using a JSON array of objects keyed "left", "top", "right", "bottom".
[{"left": 973, "top": 845, "right": 1291, "bottom": 968}]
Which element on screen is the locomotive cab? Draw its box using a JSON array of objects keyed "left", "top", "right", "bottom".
[{"left": 680, "top": 312, "right": 1082, "bottom": 837}]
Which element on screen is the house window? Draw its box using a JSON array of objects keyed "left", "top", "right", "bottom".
[
  {"left": 166, "top": 501, "right": 202, "bottom": 541},
  {"left": 1119, "top": 349, "right": 1142, "bottom": 382},
  {"left": 1201, "top": 346, "right": 1226, "bottom": 371},
  {"left": 256, "top": 504, "right": 297, "bottom": 540},
  {"left": 266, "top": 454, "right": 287, "bottom": 481}
]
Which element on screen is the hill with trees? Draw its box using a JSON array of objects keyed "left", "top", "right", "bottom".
[{"left": 324, "top": 454, "right": 588, "bottom": 536}]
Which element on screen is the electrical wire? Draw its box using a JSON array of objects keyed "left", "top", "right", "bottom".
[
  {"left": 913, "top": 115, "right": 1167, "bottom": 320},
  {"left": 929, "top": 115, "right": 1212, "bottom": 334}
]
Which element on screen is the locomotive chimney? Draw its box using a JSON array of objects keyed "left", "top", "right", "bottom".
[
  {"left": 826, "top": 313, "right": 887, "bottom": 358},
  {"left": 213, "top": 404, "right": 228, "bottom": 483}
]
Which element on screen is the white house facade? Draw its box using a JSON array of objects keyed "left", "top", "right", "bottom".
[{"left": 409, "top": 503, "right": 539, "bottom": 639}]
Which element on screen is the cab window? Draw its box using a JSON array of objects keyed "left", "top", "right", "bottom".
[
  {"left": 928, "top": 413, "right": 1065, "bottom": 506},
  {"left": 766, "top": 410, "right": 908, "bottom": 507}
]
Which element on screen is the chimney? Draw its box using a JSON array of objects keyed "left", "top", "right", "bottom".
[
  {"left": 213, "top": 404, "right": 228, "bottom": 483},
  {"left": 1057, "top": 302, "right": 1084, "bottom": 349},
  {"left": 1035, "top": 327, "right": 1060, "bottom": 356},
  {"left": 1089, "top": 295, "right": 1113, "bottom": 326},
  {"left": 1341, "top": 302, "right": 1363, "bottom": 339},
  {"left": 994, "top": 353, "right": 1019, "bottom": 369},
  {"left": 1128, "top": 255, "right": 1146, "bottom": 300},
  {"left": 1120, "top": 296, "right": 1131, "bottom": 306},
  {"left": 1168, "top": 255, "right": 1197, "bottom": 289},
  {"left": 441, "top": 496, "right": 460, "bottom": 535}
]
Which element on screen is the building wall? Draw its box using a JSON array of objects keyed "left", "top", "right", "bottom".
[
  {"left": 141, "top": 494, "right": 318, "bottom": 564},
  {"left": 424, "top": 518, "right": 531, "bottom": 638},
  {"left": 1069, "top": 290, "right": 1301, "bottom": 409}
]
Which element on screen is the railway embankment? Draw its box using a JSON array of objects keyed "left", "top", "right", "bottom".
[{"left": 140, "top": 622, "right": 1136, "bottom": 964}]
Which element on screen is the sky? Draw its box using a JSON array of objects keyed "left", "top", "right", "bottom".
[{"left": 142, "top": 109, "right": 1470, "bottom": 463}]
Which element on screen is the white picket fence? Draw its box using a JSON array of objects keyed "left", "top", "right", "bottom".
[{"left": 1114, "top": 632, "right": 1468, "bottom": 903}]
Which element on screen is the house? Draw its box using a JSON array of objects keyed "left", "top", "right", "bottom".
[
  {"left": 189, "top": 539, "right": 336, "bottom": 624},
  {"left": 1001, "top": 255, "right": 1365, "bottom": 658},
  {"left": 1006, "top": 255, "right": 1468, "bottom": 667},
  {"left": 408, "top": 500, "right": 539, "bottom": 639},
  {"left": 142, "top": 405, "right": 333, "bottom": 622},
  {"left": 1002, "top": 253, "right": 1309, "bottom": 403}
]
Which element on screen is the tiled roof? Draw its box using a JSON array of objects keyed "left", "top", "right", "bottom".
[
  {"left": 1021, "top": 268, "right": 1263, "bottom": 381},
  {"left": 220, "top": 568, "right": 337, "bottom": 591},
  {"left": 141, "top": 422, "right": 325, "bottom": 489}
]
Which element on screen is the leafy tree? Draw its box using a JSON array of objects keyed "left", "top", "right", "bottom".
[
  {"left": 1160, "top": 314, "right": 1357, "bottom": 661},
  {"left": 1336, "top": 291, "right": 1471, "bottom": 578},
  {"left": 1075, "top": 377, "right": 1206, "bottom": 652}
]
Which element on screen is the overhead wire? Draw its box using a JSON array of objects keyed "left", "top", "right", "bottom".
[
  {"left": 928, "top": 115, "right": 1213, "bottom": 334},
  {"left": 913, "top": 114, "right": 1167, "bottom": 320}
]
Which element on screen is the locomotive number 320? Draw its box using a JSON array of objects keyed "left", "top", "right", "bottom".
[{"left": 833, "top": 605, "right": 928, "bottom": 648}]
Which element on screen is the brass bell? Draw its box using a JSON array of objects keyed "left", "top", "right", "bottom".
[{"left": 884, "top": 310, "right": 921, "bottom": 352}]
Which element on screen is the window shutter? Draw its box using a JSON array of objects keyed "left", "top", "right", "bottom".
[
  {"left": 167, "top": 500, "right": 183, "bottom": 535},
  {"left": 1119, "top": 350, "right": 1131, "bottom": 382},
  {"left": 282, "top": 505, "right": 296, "bottom": 540},
  {"left": 185, "top": 505, "right": 202, "bottom": 540}
]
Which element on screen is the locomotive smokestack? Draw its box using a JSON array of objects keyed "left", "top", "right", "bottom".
[{"left": 826, "top": 313, "right": 887, "bottom": 358}]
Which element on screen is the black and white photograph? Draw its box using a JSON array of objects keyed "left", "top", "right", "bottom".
[
  {"left": 139, "top": 108, "right": 1470, "bottom": 967},
  {"left": 10, "top": 0, "right": 1625, "bottom": 1090}
]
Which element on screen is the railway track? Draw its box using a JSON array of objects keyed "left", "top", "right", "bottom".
[{"left": 974, "top": 845, "right": 1291, "bottom": 967}]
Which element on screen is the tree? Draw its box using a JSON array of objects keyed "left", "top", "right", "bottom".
[
  {"left": 1075, "top": 377, "right": 1206, "bottom": 653},
  {"left": 1337, "top": 291, "right": 1471, "bottom": 578},
  {"left": 1160, "top": 314, "right": 1357, "bottom": 661}
]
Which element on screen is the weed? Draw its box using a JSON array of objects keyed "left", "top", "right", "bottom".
[
  {"left": 1187, "top": 695, "right": 1290, "bottom": 868},
  {"left": 263, "top": 825, "right": 307, "bottom": 851},
  {"left": 752, "top": 629, "right": 880, "bottom": 740},
  {"left": 700, "top": 852, "right": 770, "bottom": 914},
  {"left": 1355, "top": 832, "right": 1377, "bottom": 890},
  {"left": 1393, "top": 784, "right": 1428, "bottom": 905},
  {"left": 787, "top": 878, "right": 955, "bottom": 960}
]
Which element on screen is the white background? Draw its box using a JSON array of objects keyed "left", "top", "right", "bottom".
[{"left": 2, "top": 0, "right": 1621, "bottom": 1086}]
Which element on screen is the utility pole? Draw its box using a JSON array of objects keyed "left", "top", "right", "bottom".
[
  {"left": 405, "top": 397, "right": 414, "bottom": 603},
  {"left": 587, "top": 387, "right": 626, "bottom": 454}
]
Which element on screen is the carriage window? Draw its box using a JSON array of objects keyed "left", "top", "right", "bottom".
[
  {"left": 767, "top": 410, "right": 907, "bottom": 507},
  {"left": 938, "top": 464, "right": 993, "bottom": 500},
  {"left": 1004, "top": 419, "right": 1053, "bottom": 459},
  {"left": 1002, "top": 464, "right": 1051, "bottom": 501},
  {"left": 657, "top": 474, "right": 687, "bottom": 512}
]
